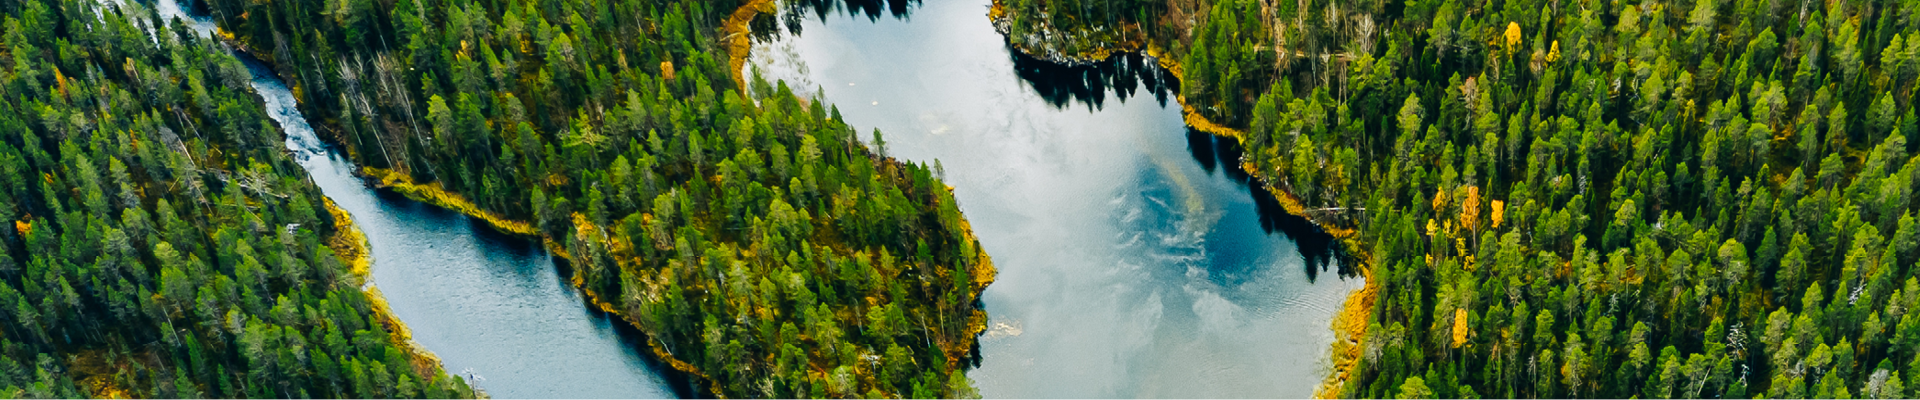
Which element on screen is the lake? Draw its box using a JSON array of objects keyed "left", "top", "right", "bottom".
[{"left": 748, "top": 0, "right": 1364, "bottom": 397}]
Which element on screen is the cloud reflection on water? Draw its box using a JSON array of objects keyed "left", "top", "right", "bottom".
[{"left": 747, "top": 0, "right": 1361, "bottom": 396}]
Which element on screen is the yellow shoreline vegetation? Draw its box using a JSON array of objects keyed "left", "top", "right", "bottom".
[
  {"left": 362, "top": 167, "right": 539, "bottom": 236},
  {"left": 552, "top": 213, "right": 722, "bottom": 396},
  {"left": 948, "top": 207, "right": 998, "bottom": 370},
  {"left": 723, "top": 0, "right": 777, "bottom": 91},
  {"left": 326, "top": 197, "right": 372, "bottom": 277},
  {"left": 322, "top": 197, "right": 459, "bottom": 393}
]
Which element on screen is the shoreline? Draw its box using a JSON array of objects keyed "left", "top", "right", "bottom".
[
  {"left": 358, "top": 168, "right": 539, "bottom": 236},
  {"left": 724, "top": 0, "right": 778, "bottom": 91},
  {"left": 342, "top": 166, "right": 714, "bottom": 397},
  {"left": 322, "top": 197, "right": 467, "bottom": 395},
  {"left": 988, "top": 0, "right": 1148, "bottom": 66},
  {"left": 984, "top": 1, "right": 1376, "bottom": 397},
  {"left": 549, "top": 214, "right": 720, "bottom": 397},
  {"left": 211, "top": 23, "right": 472, "bottom": 398},
  {"left": 340, "top": 130, "right": 725, "bottom": 398}
]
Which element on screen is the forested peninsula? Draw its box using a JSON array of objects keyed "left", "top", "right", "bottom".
[
  {"left": 199, "top": 0, "right": 995, "bottom": 396},
  {"left": 996, "top": 0, "right": 1920, "bottom": 398},
  {"left": 0, "top": 0, "right": 476, "bottom": 397}
]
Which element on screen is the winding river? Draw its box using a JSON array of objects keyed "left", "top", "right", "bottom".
[
  {"left": 748, "top": 0, "right": 1363, "bottom": 397},
  {"left": 156, "top": 0, "right": 683, "bottom": 397}
]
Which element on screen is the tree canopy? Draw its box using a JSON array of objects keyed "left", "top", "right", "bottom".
[
  {"left": 0, "top": 0, "right": 472, "bottom": 397},
  {"left": 1007, "top": 0, "right": 1920, "bottom": 397}
]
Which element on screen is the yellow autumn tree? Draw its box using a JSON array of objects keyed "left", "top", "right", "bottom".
[
  {"left": 1461, "top": 186, "right": 1481, "bottom": 231},
  {"left": 1451, "top": 308, "right": 1469, "bottom": 348},
  {"left": 1490, "top": 200, "right": 1506, "bottom": 228},
  {"left": 1504, "top": 22, "right": 1523, "bottom": 50}
]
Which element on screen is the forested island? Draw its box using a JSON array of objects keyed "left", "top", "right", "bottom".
[
  {"left": 197, "top": 0, "right": 995, "bottom": 396},
  {"left": 996, "top": 0, "right": 1920, "bottom": 397},
  {"left": 0, "top": 0, "right": 477, "bottom": 397}
]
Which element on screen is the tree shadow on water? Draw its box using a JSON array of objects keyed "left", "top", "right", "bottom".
[
  {"left": 788, "top": 0, "right": 920, "bottom": 24},
  {"left": 1184, "top": 128, "right": 1352, "bottom": 283},
  {"left": 1008, "top": 47, "right": 1172, "bottom": 111},
  {"left": 755, "top": 0, "right": 921, "bottom": 47}
]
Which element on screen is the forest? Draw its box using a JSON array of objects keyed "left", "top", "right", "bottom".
[
  {"left": 197, "top": 0, "right": 994, "bottom": 396},
  {"left": 0, "top": 0, "right": 476, "bottom": 397},
  {"left": 997, "top": 0, "right": 1920, "bottom": 397}
]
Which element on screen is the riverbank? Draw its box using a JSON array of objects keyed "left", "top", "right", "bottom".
[
  {"left": 360, "top": 168, "right": 539, "bottom": 236},
  {"left": 345, "top": 144, "right": 763, "bottom": 397},
  {"left": 337, "top": 167, "right": 705, "bottom": 392},
  {"left": 552, "top": 213, "right": 718, "bottom": 396},
  {"left": 985, "top": 1, "right": 1376, "bottom": 397},
  {"left": 323, "top": 197, "right": 462, "bottom": 393},
  {"left": 326, "top": 197, "right": 373, "bottom": 277}
]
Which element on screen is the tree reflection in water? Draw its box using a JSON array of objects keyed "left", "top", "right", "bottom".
[
  {"left": 753, "top": 0, "right": 924, "bottom": 50},
  {"left": 1010, "top": 49, "right": 1174, "bottom": 110},
  {"left": 1184, "top": 129, "right": 1351, "bottom": 282},
  {"left": 791, "top": 0, "right": 920, "bottom": 25}
]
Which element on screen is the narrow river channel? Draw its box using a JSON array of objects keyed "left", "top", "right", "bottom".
[
  {"left": 748, "top": 0, "right": 1364, "bottom": 396},
  {"left": 155, "top": 0, "right": 682, "bottom": 397}
]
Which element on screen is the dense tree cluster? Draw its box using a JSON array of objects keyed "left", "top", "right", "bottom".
[
  {"left": 994, "top": 0, "right": 1166, "bottom": 63},
  {"left": 1176, "top": 0, "right": 1269, "bottom": 126},
  {"left": 201, "top": 0, "right": 992, "bottom": 396},
  {"left": 1005, "top": 0, "right": 1920, "bottom": 397},
  {"left": 0, "top": 0, "right": 473, "bottom": 397}
]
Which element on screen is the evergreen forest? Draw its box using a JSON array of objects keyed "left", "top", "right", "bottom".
[
  {"left": 996, "top": 0, "right": 1920, "bottom": 397},
  {"left": 0, "top": 0, "right": 478, "bottom": 397}
]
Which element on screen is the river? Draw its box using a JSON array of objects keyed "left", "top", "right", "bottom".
[
  {"left": 154, "top": 0, "right": 683, "bottom": 397},
  {"left": 748, "top": 0, "right": 1363, "bottom": 397}
]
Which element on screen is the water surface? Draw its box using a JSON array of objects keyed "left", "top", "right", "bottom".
[
  {"left": 156, "top": 1, "right": 681, "bottom": 397},
  {"left": 750, "top": 0, "right": 1364, "bottom": 397}
]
